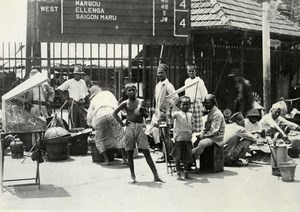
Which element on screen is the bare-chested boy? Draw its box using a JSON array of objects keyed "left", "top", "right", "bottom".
[{"left": 113, "top": 83, "right": 164, "bottom": 183}]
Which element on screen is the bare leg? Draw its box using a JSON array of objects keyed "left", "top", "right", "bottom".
[
  {"left": 126, "top": 150, "right": 136, "bottom": 183},
  {"left": 102, "top": 151, "right": 110, "bottom": 166},
  {"left": 184, "top": 163, "right": 193, "bottom": 180},
  {"left": 141, "top": 149, "right": 165, "bottom": 183},
  {"left": 121, "top": 148, "right": 128, "bottom": 165},
  {"left": 176, "top": 160, "right": 183, "bottom": 180}
]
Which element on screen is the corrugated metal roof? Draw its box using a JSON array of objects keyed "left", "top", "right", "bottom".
[{"left": 191, "top": 0, "right": 300, "bottom": 38}]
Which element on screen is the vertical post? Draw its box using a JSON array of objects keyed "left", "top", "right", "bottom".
[
  {"left": 33, "top": 0, "right": 41, "bottom": 69},
  {"left": 262, "top": 0, "right": 272, "bottom": 112},
  {"left": 128, "top": 37, "right": 132, "bottom": 82},
  {"left": 26, "top": 0, "right": 34, "bottom": 75}
]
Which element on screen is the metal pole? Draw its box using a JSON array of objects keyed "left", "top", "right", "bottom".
[{"left": 262, "top": 0, "right": 272, "bottom": 112}]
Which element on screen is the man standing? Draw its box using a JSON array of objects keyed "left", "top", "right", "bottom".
[
  {"left": 150, "top": 63, "right": 178, "bottom": 163},
  {"left": 192, "top": 94, "right": 225, "bottom": 158},
  {"left": 184, "top": 64, "right": 208, "bottom": 133},
  {"left": 228, "top": 68, "right": 253, "bottom": 116},
  {"left": 224, "top": 112, "right": 257, "bottom": 166},
  {"left": 58, "top": 65, "right": 89, "bottom": 128},
  {"left": 27, "top": 68, "right": 55, "bottom": 119}
]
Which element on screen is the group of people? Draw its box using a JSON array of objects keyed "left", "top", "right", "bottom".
[{"left": 18, "top": 63, "right": 300, "bottom": 183}]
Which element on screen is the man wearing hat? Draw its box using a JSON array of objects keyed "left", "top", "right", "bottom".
[
  {"left": 26, "top": 68, "right": 55, "bottom": 119},
  {"left": 245, "top": 108, "right": 262, "bottom": 135},
  {"left": 223, "top": 112, "right": 257, "bottom": 166},
  {"left": 149, "top": 63, "right": 178, "bottom": 163},
  {"left": 245, "top": 108, "right": 271, "bottom": 156},
  {"left": 58, "top": 65, "right": 89, "bottom": 128}
]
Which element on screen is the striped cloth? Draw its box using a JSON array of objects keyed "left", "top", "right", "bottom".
[
  {"left": 191, "top": 99, "right": 203, "bottom": 133},
  {"left": 94, "top": 107, "right": 125, "bottom": 154}
]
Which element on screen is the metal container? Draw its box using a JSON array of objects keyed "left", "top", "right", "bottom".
[
  {"left": 270, "top": 144, "right": 288, "bottom": 176},
  {"left": 10, "top": 137, "right": 24, "bottom": 158}
]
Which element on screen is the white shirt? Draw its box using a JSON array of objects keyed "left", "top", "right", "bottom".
[
  {"left": 58, "top": 78, "right": 88, "bottom": 101},
  {"left": 185, "top": 77, "right": 207, "bottom": 102},
  {"left": 86, "top": 91, "right": 119, "bottom": 127},
  {"left": 245, "top": 118, "right": 262, "bottom": 134}
]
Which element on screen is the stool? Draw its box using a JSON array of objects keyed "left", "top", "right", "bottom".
[{"left": 200, "top": 144, "right": 224, "bottom": 172}]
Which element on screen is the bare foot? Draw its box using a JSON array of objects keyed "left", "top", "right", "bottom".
[
  {"left": 122, "top": 159, "right": 128, "bottom": 165},
  {"left": 154, "top": 176, "right": 165, "bottom": 183},
  {"left": 131, "top": 175, "right": 136, "bottom": 184},
  {"left": 184, "top": 173, "right": 193, "bottom": 180},
  {"left": 103, "top": 161, "right": 110, "bottom": 166}
]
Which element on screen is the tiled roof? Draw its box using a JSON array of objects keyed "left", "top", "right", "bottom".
[{"left": 191, "top": 0, "right": 300, "bottom": 38}]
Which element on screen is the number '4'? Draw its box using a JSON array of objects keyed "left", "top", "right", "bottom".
[
  {"left": 180, "top": 0, "right": 186, "bottom": 9},
  {"left": 179, "top": 18, "right": 186, "bottom": 28}
]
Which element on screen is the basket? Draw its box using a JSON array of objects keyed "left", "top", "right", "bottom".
[
  {"left": 69, "top": 133, "right": 89, "bottom": 155},
  {"left": 43, "top": 135, "right": 70, "bottom": 161},
  {"left": 90, "top": 140, "right": 114, "bottom": 162}
]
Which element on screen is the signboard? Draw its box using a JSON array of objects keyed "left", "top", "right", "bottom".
[{"left": 35, "top": 0, "right": 190, "bottom": 44}]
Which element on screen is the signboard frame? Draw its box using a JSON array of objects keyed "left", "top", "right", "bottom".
[{"left": 31, "top": 0, "right": 191, "bottom": 44}]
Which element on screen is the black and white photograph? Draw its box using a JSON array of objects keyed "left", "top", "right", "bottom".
[{"left": 1, "top": 0, "right": 300, "bottom": 211}]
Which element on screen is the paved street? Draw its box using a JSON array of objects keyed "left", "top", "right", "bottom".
[{"left": 1, "top": 148, "right": 300, "bottom": 212}]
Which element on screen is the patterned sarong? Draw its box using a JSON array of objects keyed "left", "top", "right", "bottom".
[
  {"left": 94, "top": 107, "right": 125, "bottom": 154},
  {"left": 170, "top": 140, "right": 194, "bottom": 164},
  {"left": 191, "top": 100, "right": 203, "bottom": 133}
]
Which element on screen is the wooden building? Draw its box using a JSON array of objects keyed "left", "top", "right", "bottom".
[{"left": 190, "top": 0, "right": 300, "bottom": 112}]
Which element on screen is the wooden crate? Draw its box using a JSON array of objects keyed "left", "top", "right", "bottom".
[{"left": 200, "top": 144, "right": 224, "bottom": 173}]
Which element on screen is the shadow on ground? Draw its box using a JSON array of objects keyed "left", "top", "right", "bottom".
[{"left": 11, "top": 184, "right": 71, "bottom": 198}]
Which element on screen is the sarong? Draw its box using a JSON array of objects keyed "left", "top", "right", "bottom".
[
  {"left": 94, "top": 107, "right": 125, "bottom": 154},
  {"left": 191, "top": 100, "right": 203, "bottom": 133},
  {"left": 170, "top": 140, "right": 194, "bottom": 164}
]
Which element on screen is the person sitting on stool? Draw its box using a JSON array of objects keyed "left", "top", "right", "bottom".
[{"left": 192, "top": 94, "right": 225, "bottom": 158}]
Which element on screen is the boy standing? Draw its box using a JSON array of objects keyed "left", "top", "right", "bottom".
[
  {"left": 168, "top": 96, "right": 194, "bottom": 180},
  {"left": 113, "top": 83, "right": 164, "bottom": 183}
]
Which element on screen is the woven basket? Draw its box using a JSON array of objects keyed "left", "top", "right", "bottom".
[{"left": 43, "top": 135, "right": 70, "bottom": 161}]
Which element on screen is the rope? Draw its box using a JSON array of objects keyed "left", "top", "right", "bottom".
[
  {"left": 46, "top": 100, "right": 68, "bottom": 128},
  {"left": 284, "top": 97, "right": 300, "bottom": 102}
]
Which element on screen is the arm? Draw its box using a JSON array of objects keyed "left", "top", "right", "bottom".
[
  {"left": 238, "top": 128, "right": 258, "bottom": 144},
  {"left": 44, "top": 83, "right": 55, "bottom": 103},
  {"left": 86, "top": 103, "right": 95, "bottom": 127},
  {"left": 263, "top": 115, "right": 287, "bottom": 137},
  {"left": 203, "top": 113, "right": 223, "bottom": 138},
  {"left": 57, "top": 81, "right": 70, "bottom": 102},
  {"left": 113, "top": 102, "right": 126, "bottom": 127},
  {"left": 198, "top": 79, "right": 208, "bottom": 100},
  {"left": 278, "top": 117, "right": 300, "bottom": 131},
  {"left": 140, "top": 99, "right": 149, "bottom": 119}
]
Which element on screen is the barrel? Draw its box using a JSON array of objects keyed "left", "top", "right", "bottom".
[
  {"left": 270, "top": 145, "right": 288, "bottom": 176},
  {"left": 43, "top": 135, "right": 70, "bottom": 161}
]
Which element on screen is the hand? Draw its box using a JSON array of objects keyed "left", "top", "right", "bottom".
[
  {"left": 196, "top": 133, "right": 204, "bottom": 140},
  {"left": 77, "top": 99, "right": 85, "bottom": 105},
  {"left": 46, "top": 101, "right": 52, "bottom": 107}
]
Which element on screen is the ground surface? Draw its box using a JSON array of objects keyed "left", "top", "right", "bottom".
[{"left": 0, "top": 148, "right": 300, "bottom": 212}]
